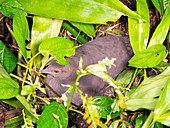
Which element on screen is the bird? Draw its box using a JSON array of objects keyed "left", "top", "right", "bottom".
[{"left": 40, "top": 35, "right": 133, "bottom": 105}]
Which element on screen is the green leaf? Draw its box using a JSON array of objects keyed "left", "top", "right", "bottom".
[
  {"left": 0, "top": 40, "right": 18, "bottom": 73},
  {"left": 71, "top": 21, "right": 95, "bottom": 37},
  {"left": 151, "top": 0, "right": 163, "bottom": 14},
  {"left": 0, "top": 0, "right": 5, "bottom": 5},
  {"left": 135, "top": 114, "right": 147, "bottom": 128},
  {"left": 125, "top": 98, "right": 158, "bottom": 111},
  {"left": 153, "top": 79, "right": 170, "bottom": 124},
  {"left": 128, "top": 0, "right": 150, "bottom": 54},
  {"left": 151, "top": 0, "right": 169, "bottom": 14},
  {"left": 91, "top": 96, "right": 114, "bottom": 119},
  {"left": 24, "top": 109, "right": 38, "bottom": 123},
  {"left": 155, "top": 61, "right": 170, "bottom": 68},
  {"left": 151, "top": 122, "right": 164, "bottom": 128},
  {"left": 129, "top": 66, "right": 170, "bottom": 99},
  {"left": 148, "top": 5, "right": 170, "bottom": 47},
  {"left": 109, "top": 120, "right": 121, "bottom": 128},
  {"left": 17, "top": 0, "right": 145, "bottom": 24},
  {"left": 1, "top": 98, "right": 24, "bottom": 108},
  {"left": 16, "top": 95, "right": 38, "bottom": 123},
  {"left": 128, "top": 44, "right": 167, "bottom": 68},
  {"left": 21, "top": 85, "right": 34, "bottom": 96},
  {"left": 0, "top": 64, "right": 10, "bottom": 78},
  {"left": 37, "top": 102, "right": 68, "bottom": 128},
  {"left": 116, "top": 69, "right": 134, "bottom": 86},
  {"left": 16, "top": 95, "right": 32, "bottom": 114},
  {"left": 31, "top": 16, "right": 52, "bottom": 67},
  {"left": 51, "top": 19, "right": 63, "bottom": 38},
  {"left": 39, "top": 37, "right": 75, "bottom": 65},
  {"left": 0, "top": 78, "right": 20, "bottom": 99},
  {"left": 12, "top": 11, "right": 30, "bottom": 61},
  {"left": 0, "top": 0, "right": 26, "bottom": 17},
  {"left": 155, "top": 111, "right": 170, "bottom": 126}
]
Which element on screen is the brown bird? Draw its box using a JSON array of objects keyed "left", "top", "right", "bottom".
[{"left": 40, "top": 35, "right": 133, "bottom": 105}]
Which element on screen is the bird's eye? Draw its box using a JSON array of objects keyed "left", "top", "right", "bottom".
[{"left": 54, "top": 70, "right": 59, "bottom": 73}]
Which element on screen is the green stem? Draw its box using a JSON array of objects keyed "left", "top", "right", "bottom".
[
  {"left": 69, "top": 107, "right": 83, "bottom": 115},
  {"left": 17, "top": 62, "right": 27, "bottom": 69},
  {"left": 63, "top": 22, "right": 88, "bottom": 44},
  {"left": 21, "top": 64, "right": 29, "bottom": 89},
  {"left": 127, "top": 68, "right": 138, "bottom": 89},
  {"left": 17, "top": 52, "right": 22, "bottom": 73},
  {"left": 28, "top": 51, "right": 42, "bottom": 64},
  {"left": 10, "top": 73, "right": 35, "bottom": 86},
  {"left": 33, "top": 95, "right": 50, "bottom": 105},
  {"left": 67, "top": 73, "right": 81, "bottom": 111}
]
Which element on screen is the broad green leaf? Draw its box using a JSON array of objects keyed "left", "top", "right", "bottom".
[
  {"left": 109, "top": 120, "right": 121, "bottom": 128},
  {"left": 0, "top": 78, "right": 20, "bottom": 99},
  {"left": 31, "top": 16, "right": 52, "bottom": 67},
  {"left": 12, "top": 11, "right": 30, "bottom": 61},
  {"left": 0, "top": 64, "right": 10, "bottom": 78},
  {"left": 155, "top": 61, "right": 170, "bottom": 68},
  {"left": 0, "top": 0, "right": 5, "bottom": 5},
  {"left": 16, "top": 95, "right": 32, "bottom": 114},
  {"left": 151, "top": 0, "right": 169, "bottom": 14},
  {"left": 153, "top": 79, "right": 170, "bottom": 122},
  {"left": 151, "top": 0, "right": 163, "bottom": 14},
  {"left": 21, "top": 85, "right": 34, "bottom": 96},
  {"left": 39, "top": 37, "right": 75, "bottom": 65},
  {"left": 163, "top": 0, "right": 169, "bottom": 9},
  {"left": 151, "top": 122, "right": 164, "bottom": 128},
  {"left": 128, "top": 44, "right": 167, "bottom": 68},
  {"left": 17, "top": 0, "right": 145, "bottom": 24},
  {"left": 129, "top": 66, "right": 170, "bottom": 99},
  {"left": 16, "top": 95, "right": 38, "bottom": 123},
  {"left": 148, "top": 5, "right": 170, "bottom": 47},
  {"left": 1, "top": 98, "right": 24, "bottom": 108},
  {"left": 116, "top": 69, "right": 135, "bottom": 86},
  {"left": 125, "top": 98, "right": 158, "bottom": 111},
  {"left": 0, "top": 40, "right": 18, "bottom": 73},
  {"left": 128, "top": 0, "right": 149, "bottom": 54},
  {"left": 155, "top": 111, "right": 170, "bottom": 126},
  {"left": 24, "top": 109, "right": 38, "bottom": 123},
  {"left": 136, "top": 114, "right": 147, "bottom": 128},
  {"left": 0, "top": 0, "right": 26, "bottom": 17},
  {"left": 51, "top": 19, "right": 63, "bottom": 38},
  {"left": 91, "top": 96, "right": 114, "bottom": 119},
  {"left": 37, "top": 102, "right": 68, "bottom": 128},
  {"left": 71, "top": 21, "right": 95, "bottom": 37}
]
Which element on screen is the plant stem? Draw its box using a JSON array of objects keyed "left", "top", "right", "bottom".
[
  {"left": 127, "top": 68, "right": 138, "bottom": 89},
  {"left": 21, "top": 64, "right": 29, "bottom": 89},
  {"left": 33, "top": 71, "right": 61, "bottom": 98},
  {"left": 10, "top": 73, "right": 34, "bottom": 86},
  {"left": 34, "top": 95, "right": 50, "bottom": 104},
  {"left": 67, "top": 73, "right": 81, "bottom": 111},
  {"left": 160, "top": 0, "right": 164, "bottom": 15},
  {"left": 17, "top": 52, "right": 22, "bottom": 73},
  {"left": 63, "top": 22, "right": 88, "bottom": 44}
]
